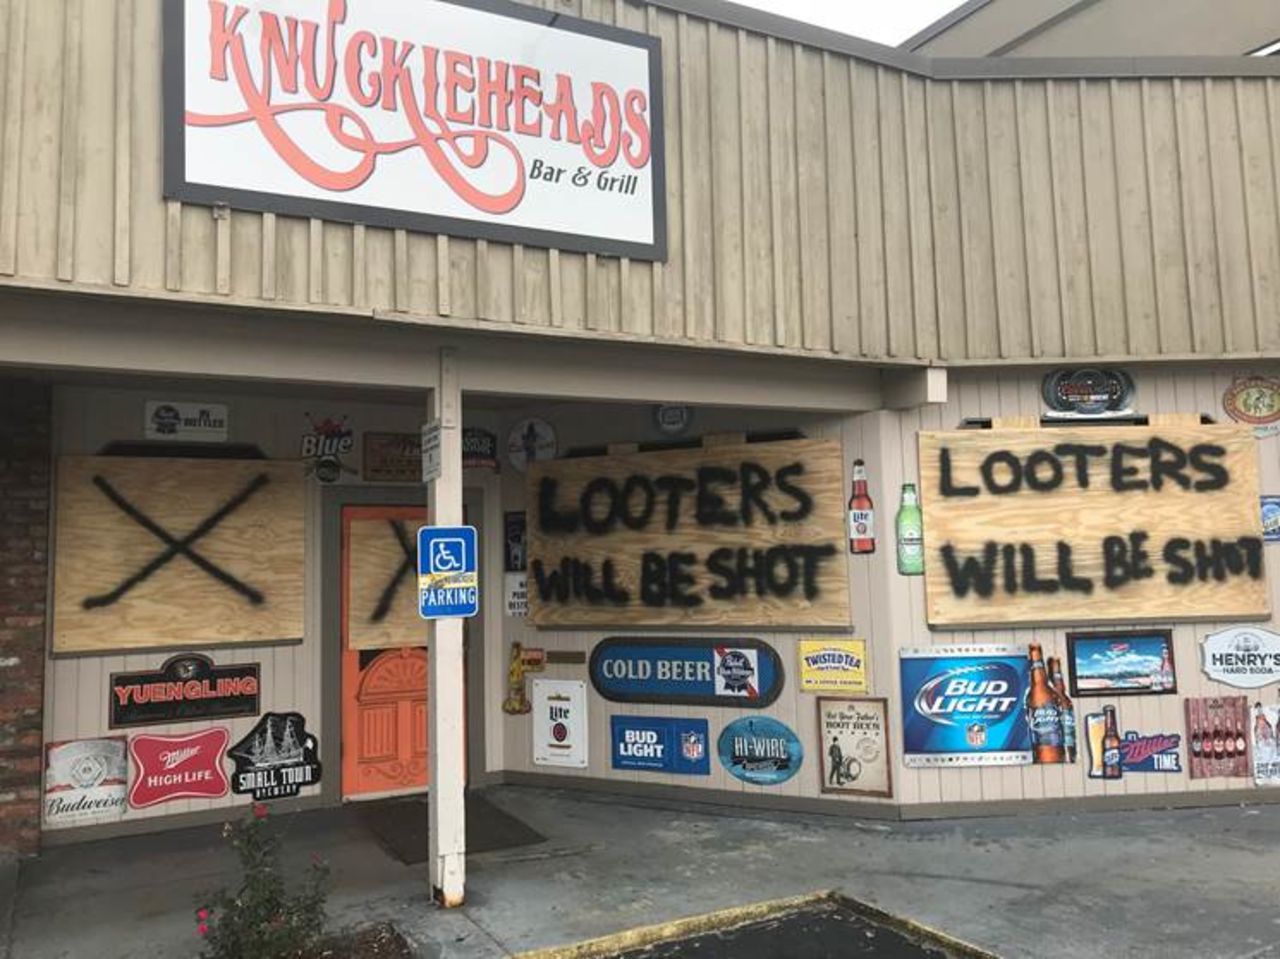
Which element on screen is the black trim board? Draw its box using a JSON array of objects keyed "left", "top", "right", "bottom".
[{"left": 162, "top": 0, "right": 667, "bottom": 262}]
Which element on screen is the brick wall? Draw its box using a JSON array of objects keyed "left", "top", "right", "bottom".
[{"left": 0, "top": 378, "right": 50, "bottom": 854}]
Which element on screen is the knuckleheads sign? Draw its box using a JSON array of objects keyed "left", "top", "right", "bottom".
[
  {"left": 1202, "top": 626, "right": 1280, "bottom": 688},
  {"left": 528, "top": 439, "right": 850, "bottom": 627},
  {"left": 918, "top": 424, "right": 1268, "bottom": 627},
  {"left": 590, "top": 637, "right": 783, "bottom": 708},
  {"left": 167, "top": 1, "right": 665, "bottom": 261},
  {"left": 717, "top": 717, "right": 803, "bottom": 786},
  {"left": 900, "top": 646, "right": 1032, "bottom": 768},
  {"left": 229, "top": 713, "right": 323, "bottom": 801}
]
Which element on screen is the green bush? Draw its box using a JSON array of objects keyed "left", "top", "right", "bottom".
[{"left": 196, "top": 803, "right": 329, "bottom": 959}]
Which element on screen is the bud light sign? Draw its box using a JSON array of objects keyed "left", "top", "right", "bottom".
[
  {"left": 900, "top": 646, "right": 1032, "bottom": 767},
  {"left": 589, "top": 637, "right": 783, "bottom": 708},
  {"left": 610, "top": 716, "right": 710, "bottom": 776}
]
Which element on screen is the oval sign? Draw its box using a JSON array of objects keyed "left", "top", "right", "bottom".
[
  {"left": 717, "top": 716, "right": 803, "bottom": 786},
  {"left": 589, "top": 637, "right": 783, "bottom": 708}
]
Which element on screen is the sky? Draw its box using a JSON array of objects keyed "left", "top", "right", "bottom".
[{"left": 725, "top": 1, "right": 966, "bottom": 47}]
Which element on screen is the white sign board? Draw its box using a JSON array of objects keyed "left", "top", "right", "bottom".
[
  {"left": 504, "top": 572, "right": 528, "bottom": 618},
  {"left": 169, "top": 0, "right": 666, "bottom": 260},
  {"left": 1202, "top": 626, "right": 1280, "bottom": 688},
  {"left": 1252, "top": 703, "right": 1280, "bottom": 786},
  {"left": 421, "top": 421, "right": 442, "bottom": 485},
  {"left": 44, "top": 737, "right": 127, "bottom": 828},
  {"left": 533, "top": 679, "right": 588, "bottom": 768},
  {"left": 145, "top": 401, "right": 228, "bottom": 442}
]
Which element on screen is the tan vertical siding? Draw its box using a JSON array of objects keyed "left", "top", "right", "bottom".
[{"left": 2, "top": 0, "right": 1280, "bottom": 363}]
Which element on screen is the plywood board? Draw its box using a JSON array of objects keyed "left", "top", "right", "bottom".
[
  {"left": 527, "top": 439, "right": 851, "bottom": 627},
  {"left": 919, "top": 425, "right": 1268, "bottom": 627},
  {"left": 52, "top": 457, "right": 305, "bottom": 653},
  {"left": 344, "top": 506, "right": 427, "bottom": 651}
]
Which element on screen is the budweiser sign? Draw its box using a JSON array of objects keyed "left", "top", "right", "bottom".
[{"left": 166, "top": 0, "right": 666, "bottom": 259}]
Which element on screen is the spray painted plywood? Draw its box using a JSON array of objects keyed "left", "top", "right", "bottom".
[
  {"left": 52, "top": 457, "right": 305, "bottom": 653},
  {"left": 527, "top": 439, "right": 851, "bottom": 627},
  {"left": 343, "top": 505, "right": 427, "bottom": 650},
  {"left": 919, "top": 425, "right": 1268, "bottom": 627}
]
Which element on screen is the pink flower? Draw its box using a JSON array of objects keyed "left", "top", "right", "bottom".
[
  {"left": 252, "top": 802, "right": 269, "bottom": 820},
  {"left": 197, "top": 923, "right": 209, "bottom": 938},
  {"left": 196, "top": 908, "right": 210, "bottom": 921}
]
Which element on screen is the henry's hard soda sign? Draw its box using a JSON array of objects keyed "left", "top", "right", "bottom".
[{"left": 899, "top": 646, "right": 1032, "bottom": 768}]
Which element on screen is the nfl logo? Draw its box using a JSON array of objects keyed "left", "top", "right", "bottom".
[
  {"left": 966, "top": 723, "right": 987, "bottom": 748},
  {"left": 681, "top": 732, "right": 705, "bottom": 761}
]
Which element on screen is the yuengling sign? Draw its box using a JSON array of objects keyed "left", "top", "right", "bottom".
[{"left": 165, "top": 0, "right": 666, "bottom": 259}]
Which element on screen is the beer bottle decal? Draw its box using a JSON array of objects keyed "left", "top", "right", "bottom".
[
  {"left": 1155, "top": 646, "right": 1175, "bottom": 692},
  {"left": 1235, "top": 717, "right": 1247, "bottom": 758},
  {"left": 895, "top": 483, "right": 924, "bottom": 576},
  {"left": 1101, "top": 705, "right": 1122, "bottom": 779},
  {"left": 1049, "top": 657, "right": 1077, "bottom": 764},
  {"left": 848, "top": 460, "right": 875, "bottom": 555},
  {"left": 1191, "top": 725, "right": 1202, "bottom": 762},
  {"left": 1213, "top": 724, "right": 1225, "bottom": 761},
  {"left": 1027, "top": 644, "right": 1065, "bottom": 764}
]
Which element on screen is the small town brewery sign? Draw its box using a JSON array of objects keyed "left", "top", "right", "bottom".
[
  {"left": 166, "top": 0, "right": 665, "bottom": 261},
  {"left": 918, "top": 424, "right": 1267, "bottom": 627},
  {"left": 229, "top": 713, "right": 323, "bottom": 801},
  {"left": 528, "top": 439, "right": 850, "bottom": 627}
]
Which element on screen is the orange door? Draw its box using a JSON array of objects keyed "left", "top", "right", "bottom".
[{"left": 341, "top": 505, "right": 429, "bottom": 800}]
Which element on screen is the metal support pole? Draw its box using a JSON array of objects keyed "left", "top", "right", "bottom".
[{"left": 427, "top": 346, "right": 466, "bottom": 906}]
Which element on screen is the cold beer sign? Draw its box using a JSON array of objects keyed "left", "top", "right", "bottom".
[
  {"left": 166, "top": 0, "right": 665, "bottom": 260},
  {"left": 918, "top": 424, "right": 1268, "bottom": 627}
]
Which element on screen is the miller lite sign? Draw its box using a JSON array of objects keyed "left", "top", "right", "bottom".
[
  {"left": 165, "top": 0, "right": 666, "bottom": 260},
  {"left": 899, "top": 646, "right": 1033, "bottom": 768}
]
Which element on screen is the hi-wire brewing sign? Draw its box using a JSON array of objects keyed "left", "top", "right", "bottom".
[
  {"left": 165, "top": 0, "right": 666, "bottom": 260},
  {"left": 918, "top": 424, "right": 1268, "bottom": 627}
]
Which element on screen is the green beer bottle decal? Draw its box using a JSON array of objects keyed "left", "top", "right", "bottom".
[{"left": 896, "top": 483, "right": 924, "bottom": 576}]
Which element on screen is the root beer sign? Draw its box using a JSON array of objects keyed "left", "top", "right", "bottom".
[
  {"left": 168, "top": 0, "right": 664, "bottom": 260},
  {"left": 919, "top": 424, "right": 1268, "bottom": 627},
  {"left": 527, "top": 439, "right": 849, "bottom": 627}
]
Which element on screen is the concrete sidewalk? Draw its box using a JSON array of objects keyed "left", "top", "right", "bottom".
[{"left": 11, "top": 786, "right": 1280, "bottom": 959}]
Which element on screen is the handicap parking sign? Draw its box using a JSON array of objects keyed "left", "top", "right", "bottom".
[{"left": 417, "top": 526, "right": 479, "bottom": 619}]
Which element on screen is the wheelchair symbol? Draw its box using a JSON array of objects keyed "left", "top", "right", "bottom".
[{"left": 430, "top": 538, "right": 466, "bottom": 573}]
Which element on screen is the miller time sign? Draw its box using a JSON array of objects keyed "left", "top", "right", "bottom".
[{"left": 165, "top": 0, "right": 666, "bottom": 259}]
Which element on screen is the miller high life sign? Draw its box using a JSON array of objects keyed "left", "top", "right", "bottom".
[{"left": 165, "top": 0, "right": 666, "bottom": 260}]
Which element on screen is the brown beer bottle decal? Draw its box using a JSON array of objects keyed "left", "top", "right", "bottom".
[
  {"left": 1048, "top": 657, "right": 1077, "bottom": 764},
  {"left": 1102, "top": 705, "right": 1122, "bottom": 779},
  {"left": 1027, "top": 644, "right": 1065, "bottom": 764},
  {"left": 848, "top": 460, "right": 875, "bottom": 555}
]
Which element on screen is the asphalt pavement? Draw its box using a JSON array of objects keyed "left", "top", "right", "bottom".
[{"left": 10, "top": 786, "right": 1280, "bottom": 959}]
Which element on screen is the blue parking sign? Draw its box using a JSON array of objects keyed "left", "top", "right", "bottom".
[{"left": 417, "top": 526, "right": 479, "bottom": 619}]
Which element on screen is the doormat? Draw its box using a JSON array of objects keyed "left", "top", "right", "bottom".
[{"left": 363, "top": 793, "right": 546, "bottom": 865}]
